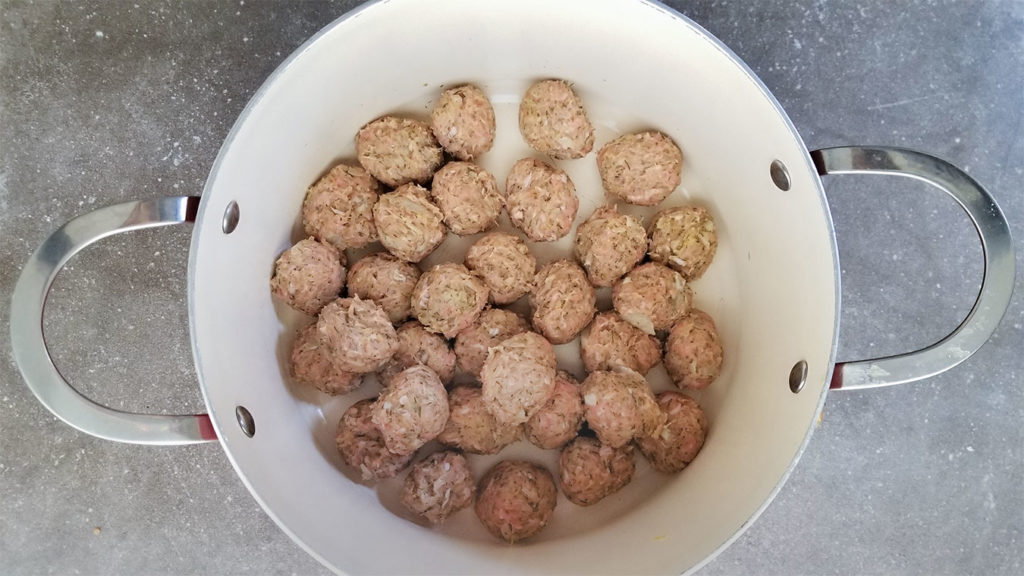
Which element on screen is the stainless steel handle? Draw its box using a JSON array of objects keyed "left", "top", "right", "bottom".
[
  {"left": 9, "top": 196, "right": 217, "bottom": 444},
  {"left": 812, "top": 146, "right": 1015, "bottom": 391}
]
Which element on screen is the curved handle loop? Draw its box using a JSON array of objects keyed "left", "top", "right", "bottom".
[
  {"left": 812, "top": 146, "right": 1015, "bottom": 390},
  {"left": 9, "top": 196, "right": 217, "bottom": 444}
]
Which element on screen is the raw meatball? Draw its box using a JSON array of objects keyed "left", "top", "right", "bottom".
[
  {"left": 401, "top": 451, "right": 476, "bottom": 524},
  {"left": 464, "top": 232, "right": 536, "bottom": 305},
  {"left": 530, "top": 259, "right": 596, "bottom": 344},
  {"left": 377, "top": 321, "right": 456, "bottom": 387},
  {"left": 580, "top": 370, "right": 664, "bottom": 448},
  {"left": 317, "top": 297, "right": 398, "bottom": 373},
  {"left": 269, "top": 237, "right": 345, "bottom": 316},
  {"left": 573, "top": 204, "right": 647, "bottom": 287},
  {"left": 664, "top": 309, "right": 724, "bottom": 390},
  {"left": 301, "top": 163, "right": 380, "bottom": 251},
  {"left": 346, "top": 252, "right": 421, "bottom": 325},
  {"left": 597, "top": 131, "right": 683, "bottom": 206},
  {"left": 431, "top": 84, "right": 496, "bottom": 161},
  {"left": 612, "top": 262, "right": 692, "bottom": 335},
  {"left": 559, "top": 436, "right": 635, "bottom": 506},
  {"left": 356, "top": 116, "right": 443, "bottom": 187},
  {"left": 524, "top": 371, "right": 584, "bottom": 450},
  {"left": 430, "top": 162, "right": 503, "bottom": 236},
  {"left": 474, "top": 460, "right": 557, "bottom": 543},
  {"left": 437, "top": 385, "right": 521, "bottom": 455},
  {"left": 635, "top": 391, "right": 708, "bottom": 473},
  {"left": 505, "top": 158, "right": 579, "bottom": 242},
  {"left": 648, "top": 206, "right": 718, "bottom": 280},
  {"left": 336, "top": 399, "right": 414, "bottom": 481},
  {"left": 480, "top": 332, "right": 557, "bottom": 425},
  {"left": 411, "top": 263, "right": 489, "bottom": 339},
  {"left": 453, "top": 308, "right": 531, "bottom": 377},
  {"left": 290, "top": 324, "right": 362, "bottom": 395},
  {"left": 580, "top": 311, "right": 662, "bottom": 375},
  {"left": 518, "top": 79, "right": 594, "bottom": 160},
  {"left": 373, "top": 183, "right": 446, "bottom": 263},
  {"left": 371, "top": 365, "right": 450, "bottom": 456}
]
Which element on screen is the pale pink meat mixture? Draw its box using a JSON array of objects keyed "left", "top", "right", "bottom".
[
  {"left": 430, "top": 162, "right": 503, "bottom": 236},
  {"left": 480, "top": 332, "right": 557, "bottom": 426},
  {"left": 290, "top": 324, "right": 363, "bottom": 395},
  {"left": 317, "top": 297, "right": 398, "bottom": 373},
  {"left": 580, "top": 311, "right": 662, "bottom": 375},
  {"left": 437, "top": 385, "right": 521, "bottom": 455},
  {"left": 573, "top": 204, "right": 647, "bottom": 287},
  {"left": 648, "top": 205, "right": 718, "bottom": 280},
  {"left": 529, "top": 259, "right": 596, "bottom": 344},
  {"left": 559, "top": 436, "right": 635, "bottom": 506},
  {"left": 345, "top": 252, "right": 421, "bottom": 325},
  {"left": 635, "top": 391, "right": 708, "bottom": 473},
  {"left": 356, "top": 116, "right": 443, "bottom": 188},
  {"left": 453, "top": 308, "right": 530, "bottom": 377},
  {"left": 301, "top": 163, "right": 380, "bottom": 251},
  {"left": 518, "top": 79, "right": 594, "bottom": 160},
  {"left": 464, "top": 232, "right": 536, "bottom": 305},
  {"left": 373, "top": 183, "right": 446, "bottom": 263},
  {"left": 474, "top": 460, "right": 557, "bottom": 543},
  {"left": 336, "top": 399, "right": 414, "bottom": 481},
  {"left": 371, "top": 365, "right": 450, "bottom": 456},
  {"left": 524, "top": 371, "right": 584, "bottom": 450},
  {"left": 580, "top": 369, "right": 664, "bottom": 448},
  {"left": 377, "top": 321, "right": 456, "bottom": 387},
  {"left": 431, "top": 84, "right": 496, "bottom": 161},
  {"left": 664, "top": 309, "right": 724, "bottom": 390},
  {"left": 411, "top": 263, "right": 489, "bottom": 339},
  {"left": 401, "top": 451, "right": 476, "bottom": 524},
  {"left": 597, "top": 131, "right": 683, "bottom": 206},
  {"left": 505, "top": 158, "right": 579, "bottom": 242},
  {"left": 269, "top": 237, "right": 345, "bottom": 316},
  {"left": 612, "top": 262, "right": 692, "bottom": 335}
]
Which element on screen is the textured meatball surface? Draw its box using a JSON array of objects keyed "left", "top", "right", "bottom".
[
  {"left": 635, "top": 391, "right": 708, "bottom": 473},
  {"left": 437, "top": 385, "right": 521, "bottom": 455},
  {"left": 648, "top": 205, "right": 718, "bottom": 280},
  {"left": 401, "top": 451, "right": 476, "bottom": 524},
  {"left": 480, "top": 332, "right": 557, "bottom": 426},
  {"left": 580, "top": 370, "right": 664, "bottom": 448},
  {"left": 559, "top": 436, "right": 636, "bottom": 506},
  {"left": 464, "top": 232, "right": 536, "bottom": 305},
  {"left": 371, "top": 365, "right": 450, "bottom": 456},
  {"left": 573, "top": 204, "right": 647, "bottom": 287},
  {"left": 505, "top": 158, "right": 579, "bottom": 242},
  {"left": 664, "top": 309, "right": 724, "bottom": 390},
  {"left": 597, "top": 131, "right": 683, "bottom": 206},
  {"left": 524, "top": 371, "right": 584, "bottom": 450},
  {"left": 336, "top": 399, "right": 414, "bottom": 481},
  {"left": 530, "top": 259, "right": 596, "bottom": 344},
  {"left": 453, "top": 308, "right": 531, "bottom": 377},
  {"left": 431, "top": 84, "right": 496, "bottom": 161},
  {"left": 373, "top": 183, "right": 446, "bottom": 263},
  {"left": 411, "top": 263, "right": 489, "bottom": 339},
  {"left": 302, "top": 163, "right": 380, "bottom": 251},
  {"left": 377, "top": 321, "right": 456, "bottom": 387},
  {"left": 346, "top": 252, "right": 421, "bottom": 325},
  {"left": 317, "top": 297, "right": 398, "bottom": 373},
  {"left": 430, "top": 162, "right": 503, "bottom": 236},
  {"left": 518, "top": 79, "right": 594, "bottom": 160},
  {"left": 270, "top": 237, "right": 345, "bottom": 316},
  {"left": 356, "top": 116, "right": 443, "bottom": 187},
  {"left": 290, "top": 324, "right": 362, "bottom": 395},
  {"left": 580, "top": 311, "right": 662, "bottom": 375},
  {"left": 474, "top": 460, "right": 557, "bottom": 543},
  {"left": 612, "top": 262, "right": 691, "bottom": 335}
]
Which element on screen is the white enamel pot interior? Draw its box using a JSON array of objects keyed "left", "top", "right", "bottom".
[{"left": 189, "top": 0, "right": 838, "bottom": 574}]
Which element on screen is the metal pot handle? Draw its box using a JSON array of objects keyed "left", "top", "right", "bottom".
[
  {"left": 811, "top": 146, "right": 1015, "bottom": 390},
  {"left": 9, "top": 196, "right": 217, "bottom": 444}
]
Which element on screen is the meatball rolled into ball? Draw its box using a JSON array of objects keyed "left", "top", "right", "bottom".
[
  {"left": 580, "top": 311, "right": 662, "bottom": 375},
  {"left": 431, "top": 84, "right": 496, "bottom": 161},
  {"left": 346, "top": 252, "right": 421, "bottom": 325},
  {"left": 371, "top": 365, "right": 450, "bottom": 456},
  {"left": 356, "top": 116, "right": 443, "bottom": 188},
  {"left": 336, "top": 399, "right": 414, "bottom": 481},
  {"left": 518, "top": 79, "right": 594, "bottom": 160},
  {"left": 437, "top": 385, "right": 521, "bottom": 455},
  {"left": 464, "top": 232, "right": 536, "bottom": 305},
  {"left": 573, "top": 204, "right": 647, "bottom": 287},
  {"left": 475, "top": 460, "right": 558, "bottom": 543},
  {"left": 430, "top": 162, "right": 503, "bottom": 236},
  {"left": 317, "top": 297, "right": 398, "bottom": 373},
  {"left": 580, "top": 369, "right": 664, "bottom": 448},
  {"left": 635, "top": 391, "right": 708, "bottom": 473},
  {"left": 664, "top": 309, "right": 724, "bottom": 390},
  {"left": 559, "top": 436, "right": 635, "bottom": 506},
  {"left": 505, "top": 158, "right": 579, "bottom": 242},
  {"left": 597, "top": 131, "right": 683, "bottom": 206},
  {"left": 270, "top": 237, "right": 345, "bottom": 316},
  {"left": 453, "top": 308, "right": 531, "bottom": 377},
  {"left": 411, "top": 263, "right": 489, "bottom": 339},
  {"left": 524, "top": 371, "right": 584, "bottom": 450},
  {"left": 648, "top": 205, "right": 718, "bottom": 280},
  {"left": 290, "top": 324, "right": 362, "bottom": 395},
  {"left": 480, "top": 332, "right": 557, "bottom": 426},
  {"left": 302, "top": 163, "right": 380, "bottom": 251},
  {"left": 612, "top": 262, "right": 692, "bottom": 335},
  {"left": 373, "top": 183, "right": 446, "bottom": 263},
  {"left": 401, "top": 451, "right": 476, "bottom": 524},
  {"left": 377, "top": 321, "right": 456, "bottom": 387},
  {"left": 530, "top": 259, "right": 596, "bottom": 344}
]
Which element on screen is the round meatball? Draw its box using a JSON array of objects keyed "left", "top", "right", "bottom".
[
  {"left": 635, "top": 391, "right": 708, "bottom": 473},
  {"left": 612, "top": 262, "right": 692, "bottom": 335},
  {"left": 356, "top": 116, "right": 443, "bottom": 188},
  {"left": 474, "top": 461, "right": 557, "bottom": 543},
  {"left": 580, "top": 311, "right": 662, "bottom": 375},
  {"left": 371, "top": 365, "right": 450, "bottom": 456},
  {"left": 437, "top": 385, "right": 521, "bottom": 455},
  {"left": 559, "top": 437, "right": 635, "bottom": 506},
  {"left": 377, "top": 321, "right": 456, "bottom": 387},
  {"left": 373, "top": 183, "right": 446, "bottom": 263},
  {"left": 453, "top": 308, "right": 531, "bottom": 377},
  {"left": 530, "top": 259, "right": 596, "bottom": 344},
  {"left": 580, "top": 370, "right": 664, "bottom": 448},
  {"left": 290, "top": 324, "right": 362, "bottom": 395},
  {"left": 648, "top": 205, "right": 718, "bottom": 280},
  {"left": 573, "top": 204, "right": 647, "bottom": 287},
  {"left": 664, "top": 309, "right": 724, "bottom": 390},
  {"left": 505, "top": 158, "right": 579, "bottom": 242},
  {"left": 518, "top": 79, "right": 594, "bottom": 160},
  {"left": 301, "top": 163, "right": 380, "bottom": 251},
  {"left": 317, "top": 297, "right": 398, "bottom": 373},
  {"left": 524, "top": 371, "right": 584, "bottom": 450},
  {"left": 597, "top": 131, "right": 683, "bottom": 206},
  {"left": 430, "top": 162, "right": 503, "bottom": 236},
  {"left": 336, "top": 399, "right": 414, "bottom": 481},
  {"left": 401, "top": 451, "right": 476, "bottom": 524},
  {"left": 346, "top": 252, "right": 421, "bottom": 325},
  {"left": 480, "top": 332, "right": 557, "bottom": 425},
  {"left": 411, "top": 263, "right": 489, "bottom": 339},
  {"left": 464, "top": 232, "right": 536, "bottom": 305},
  {"left": 431, "top": 84, "right": 496, "bottom": 161},
  {"left": 269, "top": 237, "right": 345, "bottom": 316}
]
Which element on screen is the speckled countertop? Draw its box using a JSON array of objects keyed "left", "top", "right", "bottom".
[{"left": 1, "top": 1, "right": 1021, "bottom": 574}]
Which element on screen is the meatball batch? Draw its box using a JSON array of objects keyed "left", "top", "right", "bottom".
[
  {"left": 345, "top": 252, "right": 421, "bottom": 325},
  {"left": 664, "top": 309, "right": 724, "bottom": 390},
  {"left": 356, "top": 116, "right": 443, "bottom": 188},
  {"left": 648, "top": 205, "right": 718, "bottom": 280},
  {"left": 475, "top": 460, "right": 558, "bottom": 543},
  {"left": 453, "top": 308, "right": 530, "bottom": 377},
  {"left": 401, "top": 451, "right": 476, "bottom": 525},
  {"left": 336, "top": 399, "right": 414, "bottom": 481},
  {"left": 597, "top": 131, "right": 683, "bottom": 206},
  {"left": 290, "top": 324, "right": 362, "bottom": 395},
  {"left": 505, "top": 158, "right": 579, "bottom": 242},
  {"left": 573, "top": 204, "right": 647, "bottom": 287},
  {"left": 377, "top": 321, "right": 456, "bottom": 387},
  {"left": 635, "top": 391, "right": 708, "bottom": 473},
  {"left": 438, "top": 385, "right": 521, "bottom": 455},
  {"left": 612, "top": 262, "right": 692, "bottom": 335},
  {"left": 559, "top": 437, "right": 636, "bottom": 506},
  {"left": 464, "top": 232, "right": 536, "bottom": 305},
  {"left": 480, "top": 332, "right": 558, "bottom": 426},
  {"left": 530, "top": 259, "right": 597, "bottom": 344},
  {"left": 373, "top": 183, "right": 446, "bottom": 263},
  {"left": 371, "top": 365, "right": 450, "bottom": 456},
  {"left": 580, "top": 369, "right": 664, "bottom": 448},
  {"left": 519, "top": 79, "right": 594, "bottom": 159},
  {"left": 270, "top": 237, "right": 345, "bottom": 316},
  {"left": 524, "top": 371, "right": 584, "bottom": 450},
  {"left": 317, "top": 297, "right": 398, "bottom": 373},
  {"left": 580, "top": 311, "right": 662, "bottom": 375},
  {"left": 411, "top": 263, "right": 489, "bottom": 339},
  {"left": 431, "top": 84, "right": 496, "bottom": 161},
  {"left": 302, "top": 163, "right": 380, "bottom": 251},
  {"left": 430, "top": 162, "right": 503, "bottom": 236}
]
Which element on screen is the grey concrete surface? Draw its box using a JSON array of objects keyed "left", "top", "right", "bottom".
[{"left": 1, "top": 1, "right": 1021, "bottom": 574}]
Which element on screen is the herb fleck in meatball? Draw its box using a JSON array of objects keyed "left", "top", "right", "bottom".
[
  {"left": 635, "top": 391, "right": 708, "bottom": 473},
  {"left": 453, "top": 308, "right": 531, "bottom": 377},
  {"left": 474, "top": 460, "right": 557, "bottom": 543},
  {"left": 371, "top": 365, "right": 450, "bottom": 456},
  {"left": 431, "top": 84, "right": 496, "bottom": 161},
  {"left": 524, "top": 371, "right": 584, "bottom": 450},
  {"left": 302, "top": 163, "right": 380, "bottom": 251},
  {"left": 377, "top": 321, "right": 456, "bottom": 387},
  {"left": 597, "top": 131, "right": 683, "bottom": 206},
  {"left": 518, "top": 79, "right": 594, "bottom": 159},
  {"left": 373, "top": 183, "right": 446, "bottom": 263},
  {"left": 480, "top": 332, "right": 557, "bottom": 426},
  {"left": 430, "top": 162, "right": 503, "bottom": 236},
  {"left": 664, "top": 309, "right": 724, "bottom": 390},
  {"left": 336, "top": 399, "right": 414, "bottom": 481},
  {"left": 437, "top": 385, "right": 521, "bottom": 455},
  {"left": 464, "top": 232, "right": 536, "bottom": 305},
  {"left": 612, "top": 262, "right": 691, "bottom": 335},
  {"left": 559, "top": 436, "right": 635, "bottom": 506},
  {"left": 346, "top": 252, "right": 421, "bottom": 325},
  {"left": 290, "top": 324, "right": 362, "bottom": 395},
  {"left": 269, "top": 237, "right": 345, "bottom": 316},
  {"left": 648, "top": 205, "right": 718, "bottom": 280},
  {"left": 401, "top": 450, "right": 476, "bottom": 524},
  {"left": 573, "top": 204, "right": 647, "bottom": 287},
  {"left": 317, "top": 297, "right": 398, "bottom": 373},
  {"left": 580, "top": 369, "right": 664, "bottom": 448},
  {"left": 356, "top": 116, "right": 443, "bottom": 188},
  {"left": 530, "top": 259, "right": 596, "bottom": 344},
  {"left": 580, "top": 311, "right": 662, "bottom": 375},
  {"left": 505, "top": 158, "right": 579, "bottom": 242}
]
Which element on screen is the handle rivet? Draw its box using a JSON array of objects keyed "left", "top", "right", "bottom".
[
  {"left": 789, "top": 360, "right": 808, "bottom": 393},
  {"left": 235, "top": 405, "right": 255, "bottom": 437},
  {"left": 770, "top": 159, "right": 791, "bottom": 191},
  {"left": 222, "top": 201, "right": 240, "bottom": 234}
]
